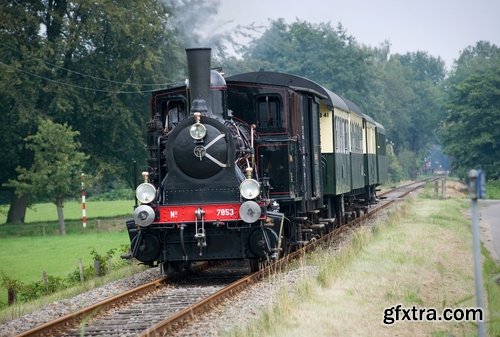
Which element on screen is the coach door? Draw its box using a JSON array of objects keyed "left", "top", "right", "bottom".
[
  {"left": 301, "top": 95, "right": 323, "bottom": 210},
  {"left": 257, "top": 142, "right": 290, "bottom": 198}
]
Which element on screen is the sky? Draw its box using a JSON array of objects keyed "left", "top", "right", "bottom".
[{"left": 214, "top": 0, "right": 500, "bottom": 69}]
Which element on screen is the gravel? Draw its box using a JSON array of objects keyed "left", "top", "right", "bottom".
[
  {"left": 0, "top": 268, "right": 162, "bottom": 337},
  {"left": 0, "top": 264, "right": 318, "bottom": 337},
  {"left": 174, "top": 265, "right": 320, "bottom": 337}
]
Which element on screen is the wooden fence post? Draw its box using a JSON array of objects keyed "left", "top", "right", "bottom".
[
  {"left": 42, "top": 271, "right": 48, "bottom": 289},
  {"left": 108, "top": 259, "right": 113, "bottom": 274},
  {"left": 94, "top": 259, "right": 101, "bottom": 277},
  {"left": 7, "top": 287, "right": 16, "bottom": 305}
]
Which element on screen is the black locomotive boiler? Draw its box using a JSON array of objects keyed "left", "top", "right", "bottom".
[{"left": 125, "top": 48, "right": 388, "bottom": 272}]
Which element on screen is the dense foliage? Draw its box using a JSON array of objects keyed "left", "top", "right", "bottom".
[
  {"left": 441, "top": 42, "right": 500, "bottom": 179},
  {"left": 0, "top": 0, "right": 183, "bottom": 222}
]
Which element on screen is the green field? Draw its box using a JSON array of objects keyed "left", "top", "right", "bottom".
[
  {"left": 0, "top": 200, "right": 135, "bottom": 308},
  {"left": 0, "top": 199, "right": 135, "bottom": 224},
  {"left": 0, "top": 232, "right": 129, "bottom": 283}
]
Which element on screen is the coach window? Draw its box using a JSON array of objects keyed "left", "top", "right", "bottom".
[
  {"left": 162, "top": 99, "right": 187, "bottom": 131},
  {"left": 257, "top": 95, "right": 282, "bottom": 131}
]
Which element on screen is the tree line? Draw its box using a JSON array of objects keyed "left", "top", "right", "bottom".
[{"left": 1, "top": 0, "right": 498, "bottom": 229}]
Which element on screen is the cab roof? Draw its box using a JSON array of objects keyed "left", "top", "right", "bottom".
[{"left": 226, "top": 71, "right": 363, "bottom": 115}]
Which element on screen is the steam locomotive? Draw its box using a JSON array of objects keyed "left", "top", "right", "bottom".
[{"left": 125, "top": 48, "right": 388, "bottom": 272}]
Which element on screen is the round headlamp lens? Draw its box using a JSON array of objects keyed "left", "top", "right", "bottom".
[
  {"left": 134, "top": 204, "right": 155, "bottom": 227},
  {"left": 239, "top": 179, "right": 260, "bottom": 199},
  {"left": 136, "top": 183, "right": 156, "bottom": 204},
  {"left": 189, "top": 123, "right": 207, "bottom": 140},
  {"left": 239, "top": 200, "right": 262, "bottom": 223}
]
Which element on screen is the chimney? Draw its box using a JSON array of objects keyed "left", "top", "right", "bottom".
[{"left": 186, "top": 48, "right": 212, "bottom": 116}]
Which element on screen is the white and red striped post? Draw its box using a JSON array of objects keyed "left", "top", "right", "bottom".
[{"left": 81, "top": 173, "right": 87, "bottom": 228}]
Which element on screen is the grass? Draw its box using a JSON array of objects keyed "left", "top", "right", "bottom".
[
  {"left": 487, "top": 180, "right": 500, "bottom": 199},
  {"left": 0, "top": 217, "right": 128, "bottom": 237},
  {"left": 0, "top": 231, "right": 131, "bottom": 308},
  {"left": 483, "top": 246, "right": 500, "bottom": 336},
  {"left": 0, "top": 199, "right": 136, "bottom": 311},
  {"left": 224, "top": 185, "right": 497, "bottom": 337},
  {"left": 0, "top": 232, "right": 129, "bottom": 283},
  {"left": 0, "top": 263, "right": 148, "bottom": 323},
  {"left": 0, "top": 199, "right": 134, "bottom": 224}
]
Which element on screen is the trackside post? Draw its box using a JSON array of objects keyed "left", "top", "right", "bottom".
[
  {"left": 468, "top": 169, "right": 486, "bottom": 337},
  {"left": 81, "top": 173, "right": 87, "bottom": 228}
]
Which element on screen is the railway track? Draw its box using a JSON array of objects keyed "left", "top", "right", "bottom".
[{"left": 15, "top": 179, "right": 429, "bottom": 337}]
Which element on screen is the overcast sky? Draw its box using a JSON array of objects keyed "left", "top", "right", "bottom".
[{"left": 215, "top": 0, "right": 500, "bottom": 69}]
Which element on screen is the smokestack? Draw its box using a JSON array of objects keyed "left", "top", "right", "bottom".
[{"left": 186, "top": 48, "right": 211, "bottom": 116}]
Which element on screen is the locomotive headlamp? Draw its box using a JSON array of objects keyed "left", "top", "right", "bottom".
[
  {"left": 239, "top": 200, "right": 261, "bottom": 223},
  {"left": 189, "top": 111, "right": 207, "bottom": 140},
  {"left": 240, "top": 179, "right": 260, "bottom": 199},
  {"left": 133, "top": 204, "right": 155, "bottom": 227},
  {"left": 189, "top": 123, "right": 207, "bottom": 140},
  {"left": 136, "top": 183, "right": 156, "bottom": 204}
]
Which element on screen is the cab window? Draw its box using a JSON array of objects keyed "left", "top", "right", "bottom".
[
  {"left": 257, "top": 95, "right": 282, "bottom": 131},
  {"left": 162, "top": 98, "right": 187, "bottom": 131}
]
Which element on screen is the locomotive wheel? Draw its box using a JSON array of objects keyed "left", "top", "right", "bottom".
[{"left": 248, "top": 227, "right": 279, "bottom": 258}]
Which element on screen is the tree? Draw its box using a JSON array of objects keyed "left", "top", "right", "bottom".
[
  {"left": 1, "top": 0, "right": 183, "bottom": 221},
  {"left": 373, "top": 52, "right": 447, "bottom": 156},
  {"left": 441, "top": 42, "right": 500, "bottom": 179},
  {"left": 239, "top": 19, "right": 373, "bottom": 107},
  {"left": 0, "top": 0, "right": 44, "bottom": 222},
  {"left": 6, "top": 119, "right": 88, "bottom": 234},
  {"left": 32, "top": 0, "right": 183, "bottom": 184}
]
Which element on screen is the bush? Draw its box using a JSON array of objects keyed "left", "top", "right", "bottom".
[
  {"left": 388, "top": 153, "right": 405, "bottom": 183},
  {"left": 66, "top": 264, "right": 95, "bottom": 284},
  {"left": 18, "top": 276, "right": 67, "bottom": 302},
  {"left": 487, "top": 180, "right": 500, "bottom": 199}
]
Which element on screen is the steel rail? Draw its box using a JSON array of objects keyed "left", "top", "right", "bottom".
[
  {"left": 15, "top": 263, "right": 210, "bottom": 337},
  {"left": 16, "top": 179, "right": 429, "bottom": 337},
  {"left": 15, "top": 277, "right": 167, "bottom": 337},
  {"left": 137, "top": 178, "right": 429, "bottom": 336}
]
